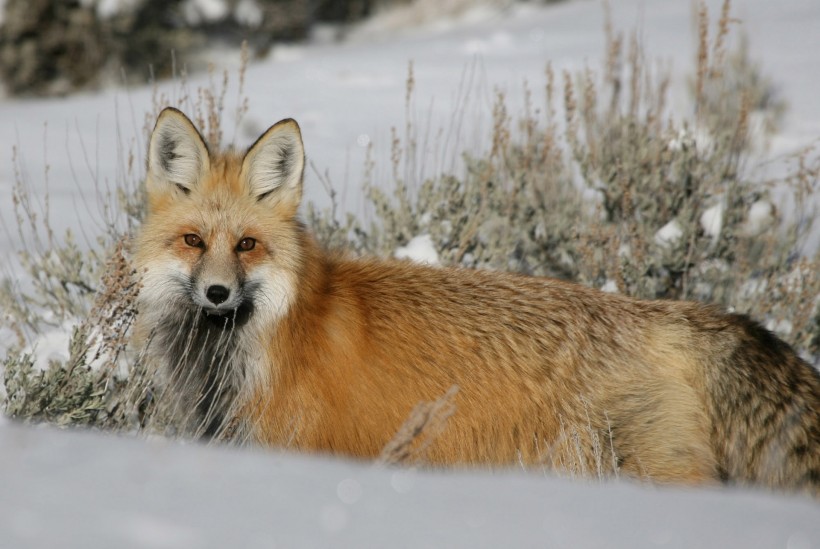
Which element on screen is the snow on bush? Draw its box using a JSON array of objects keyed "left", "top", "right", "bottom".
[
  {"left": 395, "top": 234, "right": 441, "bottom": 266},
  {"left": 654, "top": 220, "right": 684, "bottom": 248},
  {"left": 700, "top": 200, "right": 725, "bottom": 243}
]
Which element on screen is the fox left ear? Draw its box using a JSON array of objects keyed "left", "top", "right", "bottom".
[
  {"left": 242, "top": 118, "right": 305, "bottom": 208},
  {"left": 147, "top": 107, "right": 210, "bottom": 195}
]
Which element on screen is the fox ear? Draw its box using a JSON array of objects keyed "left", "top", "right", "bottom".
[
  {"left": 241, "top": 118, "right": 305, "bottom": 208},
  {"left": 147, "top": 108, "right": 210, "bottom": 195}
]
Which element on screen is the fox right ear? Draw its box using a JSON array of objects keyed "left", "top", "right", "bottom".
[
  {"left": 147, "top": 108, "right": 210, "bottom": 195},
  {"left": 241, "top": 118, "right": 305, "bottom": 209}
]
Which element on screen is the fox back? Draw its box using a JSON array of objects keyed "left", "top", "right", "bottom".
[{"left": 135, "top": 108, "right": 820, "bottom": 496}]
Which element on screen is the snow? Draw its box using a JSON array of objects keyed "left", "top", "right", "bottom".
[
  {"left": 700, "top": 200, "right": 725, "bottom": 243},
  {"left": 460, "top": 30, "right": 515, "bottom": 56},
  {"left": 234, "top": 0, "right": 263, "bottom": 28},
  {"left": 742, "top": 199, "right": 776, "bottom": 237},
  {"left": 351, "top": 0, "right": 508, "bottom": 40},
  {"left": 668, "top": 126, "right": 714, "bottom": 153},
  {"left": 766, "top": 317, "right": 794, "bottom": 338},
  {"left": 183, "top": 0, "right": 229, "bottom": 25},
  {"left": 1, "top": 0, "right": 820, "bottom": 545},
  {"left": 23, "top": 320, "right": 74, "bottom": 371},
  {"left": 395, "top": 234, "right": 440, "bottom": 265},
  {"left": 600, "top": 279, "right": 619, "bottom": 293},
  {"left": 654, "top": 220, "right": 683, "bottom": 248},
  {"left": 95, "top": 0, "right": 143, "bottom": 19},
  {"left": 0, "top": 422, "right": 818, "bottom": 549}
]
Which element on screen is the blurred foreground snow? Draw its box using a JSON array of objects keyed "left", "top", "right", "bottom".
[{"left": 0, "top": 421, "right": 817, "bottom": 549}]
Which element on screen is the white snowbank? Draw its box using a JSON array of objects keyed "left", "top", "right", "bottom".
[
  {"left": 22, "top": 318, "right": 124, "bottom": 373},
  {"left": 351, "top": 0, "right": 508, "bottom": 40},
  {"left": 0, "top": 422, "right": 817, "bottom": 549},
  {"left": 23, "top": 321, "right": 74, "bottom": 371}
]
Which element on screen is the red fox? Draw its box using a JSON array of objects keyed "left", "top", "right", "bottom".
[{"left": 135, "top": 107, "right": 820, "bottom": 495}]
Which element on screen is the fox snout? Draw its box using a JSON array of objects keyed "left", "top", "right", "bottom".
[
  {"left": 205, "top": 285, "right": 232, "bottom": 306},
  {"left": 192, "top": 277, "right": 245, "bottom": 314},
  {"left": 192, "top": 277, "right": 256, "bottom": 327}
]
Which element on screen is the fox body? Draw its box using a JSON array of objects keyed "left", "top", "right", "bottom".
[{"left": 135, "top": 108, "right": 820, "bottom": 494}]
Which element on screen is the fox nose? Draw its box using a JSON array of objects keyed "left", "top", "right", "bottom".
[{"left": 205, "top": 285, "right": 231, "bottom": 305}]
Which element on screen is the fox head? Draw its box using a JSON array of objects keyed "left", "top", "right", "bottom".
[{"left": 136, "top": 107, "right": 306, "bottom": 331}]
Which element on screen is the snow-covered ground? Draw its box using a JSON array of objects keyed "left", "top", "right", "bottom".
[
  {"left": 1, "top": 420, "right": 818, "bottom": 549},
  {"left": 1, "top": 0, "right": 820, "bottom": 546}
]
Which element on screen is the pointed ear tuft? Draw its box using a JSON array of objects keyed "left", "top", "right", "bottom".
[
  {"left": 242, "top": 118, "right": 305, "bottom": 207},
  {"left": 147, "top": 108, "right": 210, "bottom": 195}
]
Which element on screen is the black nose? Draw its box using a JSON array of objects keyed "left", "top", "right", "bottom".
[{"left": 205, "top": 285, "right": 231, "bottom": 305}]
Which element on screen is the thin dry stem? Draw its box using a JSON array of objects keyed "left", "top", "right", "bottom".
[{"left": 378, "top": 385, "right": 459, "bottom": 466}]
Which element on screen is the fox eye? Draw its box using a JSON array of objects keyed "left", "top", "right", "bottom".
[
  {"left": 237, "top": 237, "right": 256, "bottom": 252},
  {"left": 184, "top": 234, "right": 203, "bottom": 248}
]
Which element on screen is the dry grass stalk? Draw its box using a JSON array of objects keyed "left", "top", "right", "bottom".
[
  {"left": 533, "top": 409, "right": 620, "bottom": 483},
  {"left": 695, "top": 1, "right": 709, "bottom": 110},
  {"left": 712, "top": 0, "right": 733, "bottom": 75},
  {"left": 378, "top": 385, "right": 459, "bottom": 466},
  {"left": 84, "top": 237, "right": 140, "bottom": 369}
]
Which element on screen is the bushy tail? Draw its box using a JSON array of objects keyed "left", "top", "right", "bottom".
[
  {"left": 707, "top": 315, "right": 820, "bottom": 496},
  {"left": 707, "top": 315, "right": 820, "bottom": 497}
]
